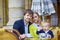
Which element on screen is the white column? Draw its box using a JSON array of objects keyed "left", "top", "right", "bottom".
[{"left": 7, "top": 0, "right": 25, "bottom": 25}]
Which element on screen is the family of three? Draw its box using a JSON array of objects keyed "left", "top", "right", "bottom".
[{"left": 13, "top": 9, "right": 54, "bottom": 40}]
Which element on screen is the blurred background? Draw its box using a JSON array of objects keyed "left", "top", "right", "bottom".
[{"left": 0, "top": 0, "right": 60, "bottom": 29}]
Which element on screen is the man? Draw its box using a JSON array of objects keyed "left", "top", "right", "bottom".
[{"left": 13, "top": 9, "right": 33, "bottom": 39}]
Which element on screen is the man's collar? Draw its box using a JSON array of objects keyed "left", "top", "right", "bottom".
[{"left": 24, "top": 19, "right": 29, "bottom": 26}]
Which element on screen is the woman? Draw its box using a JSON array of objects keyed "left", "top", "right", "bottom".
[{"left": 29, "top": 12, "right": 42, "bottom": 38}]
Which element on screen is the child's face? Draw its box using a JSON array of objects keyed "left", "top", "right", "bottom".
[{"left": 42, "top": 23, "right": 49, "bottom": 31}]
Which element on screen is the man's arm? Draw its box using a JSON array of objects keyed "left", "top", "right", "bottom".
[{"left": 13, "top": 21, "right": 20, "bottom": 31}]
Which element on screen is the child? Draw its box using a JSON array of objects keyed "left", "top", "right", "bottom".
[{"left": 36, "top": 22, "right": 54, "bottom": 38}]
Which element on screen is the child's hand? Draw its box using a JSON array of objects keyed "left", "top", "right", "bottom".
[
  {"left": 38, "top": 27, "right": 42, "bottom": 31},
  {"left": 40, "top": 27, "right": 43, "bottom": 30},
  {"left": 47, "top": 34, "right": 51, "bottom": 38}
]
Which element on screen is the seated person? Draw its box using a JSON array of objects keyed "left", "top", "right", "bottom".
[
  {"left": 36, "top": 22, "right": 54, "bottom": 38},
  {"left": 13, "top": 9, "right": 33, "bottom": 39},
  {"left": 29, "top": 12, "right": 42, "bottom": 38}
]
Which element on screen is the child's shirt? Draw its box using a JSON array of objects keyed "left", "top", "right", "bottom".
[{"left": 36, "top": 30, "right": 54, "bottom": 38}]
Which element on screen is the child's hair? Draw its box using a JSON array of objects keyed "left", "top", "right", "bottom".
[{"left": 41, "top": 21, "right": 50, "bottom": 27}]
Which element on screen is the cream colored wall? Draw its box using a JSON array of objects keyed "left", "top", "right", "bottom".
[
  {"left": 4, "top": 0, "right": 8, "bottom": 26},
  {"left": 7, "top": 0, "right": 32, "bottom": 26},
  {"left": 3, "top": 0, "right": 33, "bottom": 29},
  {"left": 0, "top": 0, "right": 4, "bottom": 27},
  {"left": 3, "top": 0, "right": 26, "bottom": 29},
  {"left": 3, "top": 0, "right": 30, "bottom": 29},
  {"left": 0, "top": 0, "right": 8, "bottom": 27},
  {"left": 7, "top": 0, "right": 25, "bottom": 26},
  {"left": 25, "top": 0, "right": 32, "bottom": 9}
]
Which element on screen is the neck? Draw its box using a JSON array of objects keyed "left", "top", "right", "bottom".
[
  {"left": 35, "top": 22, "right": 40, "bottom": 24},
  {"left": 24, "top": 20, "right": 29, "bottom": 25},
  {"left": 44, "top": 29, "right": 49, "bottom": 32}
]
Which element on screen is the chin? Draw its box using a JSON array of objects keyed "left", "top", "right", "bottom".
[
  {"left": 27, "top": 20, "right": 30, "bottom": 22},
  {"left": 34, "top": 22, "right": 38, "bottom": 23}
]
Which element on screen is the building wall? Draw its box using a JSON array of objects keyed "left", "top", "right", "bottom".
[
  {"left": 7, "top": 0, "right": 25, "bottom": 26},
  {"left": 0, "top": 0, "right": 4, "bottom": 27},
  {"left": 1, "top": 0, "right": 59, "bottom": 29},
  {"left": 3, "top": 0, "right": 25, "bottom": 29},
  {"left": 58, "top": 0, "right": 60, "bottom": 26}
]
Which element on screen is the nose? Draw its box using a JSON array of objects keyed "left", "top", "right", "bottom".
[
  {"left": 28, "top": 16, "right": 31, "bottom": 18},
  {"left": 27, "top": 16, "right": 30, "bottom": 19},
  {"left": 34, "top": 18, "right": 37, "bottom": 20}
]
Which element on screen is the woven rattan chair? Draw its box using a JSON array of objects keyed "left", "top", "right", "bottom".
[
  {"left": 51, "top": 27, "right": 58, "bottom": 40},
  {"left": 0, "top": 28, "right": 21, "bottom": 40}
]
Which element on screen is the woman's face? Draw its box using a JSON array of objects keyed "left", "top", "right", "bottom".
[{"left": 33, "top": 13, "right": 39, "bottom": 23}]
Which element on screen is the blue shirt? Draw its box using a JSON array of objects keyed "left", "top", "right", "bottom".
[
  {"left": 24, "top": 20, "right": 29, "bottom": 34},
  {"left": 25, "top": 25, "right": 28, "bottom": 34},
  {"left": 37, "top": 30, "right": 54, "bottom": 38}
]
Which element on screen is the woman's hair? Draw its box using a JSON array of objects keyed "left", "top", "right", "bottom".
[
  {"left": 34, "top": 12, "right": 42, "bottom": 18},
  {"left": 34, "top": 12, "right": 40, "bottom": 17},
  {"left": 33, "top": 12, "right": 42, "bottom": 23}
]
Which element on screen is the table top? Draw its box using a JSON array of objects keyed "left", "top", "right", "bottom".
[{"left": 24, "top": 38, "right": 51, "bottom": 40}]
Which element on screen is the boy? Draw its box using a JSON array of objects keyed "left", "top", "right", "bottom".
[{"left": 36, "top": 22, "right": 54, "bottom": 38}]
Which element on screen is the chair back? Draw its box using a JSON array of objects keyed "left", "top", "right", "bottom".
[{"left": 0, "top": 28, "right": 21, "bottom": 40}]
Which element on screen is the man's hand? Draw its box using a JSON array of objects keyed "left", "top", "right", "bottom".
[{"left": 19, "top": 34, "right": 26, "bottom": 39}]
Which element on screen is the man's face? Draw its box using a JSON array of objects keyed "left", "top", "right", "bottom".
[{"left": 24, "top": 13, "right": 32, "bottom": 23}]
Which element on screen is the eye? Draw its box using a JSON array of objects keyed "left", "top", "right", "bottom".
[
  {"left": 34, "top": 16, "right": 38, "bottom": 18},
  {"left": 27, "top": 15, "right": 29, "bottom": 16}
]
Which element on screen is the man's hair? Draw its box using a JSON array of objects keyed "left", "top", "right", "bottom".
[{"left": 24, "top": 9, "right": 33, "bottom": 15}]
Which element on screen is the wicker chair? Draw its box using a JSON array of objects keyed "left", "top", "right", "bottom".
[
  {"left": 0, "top": 28, "right": 21, "bottom": 40},
  {"left": 51, "top": 27, "right": 59, "bottom": 40}
]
